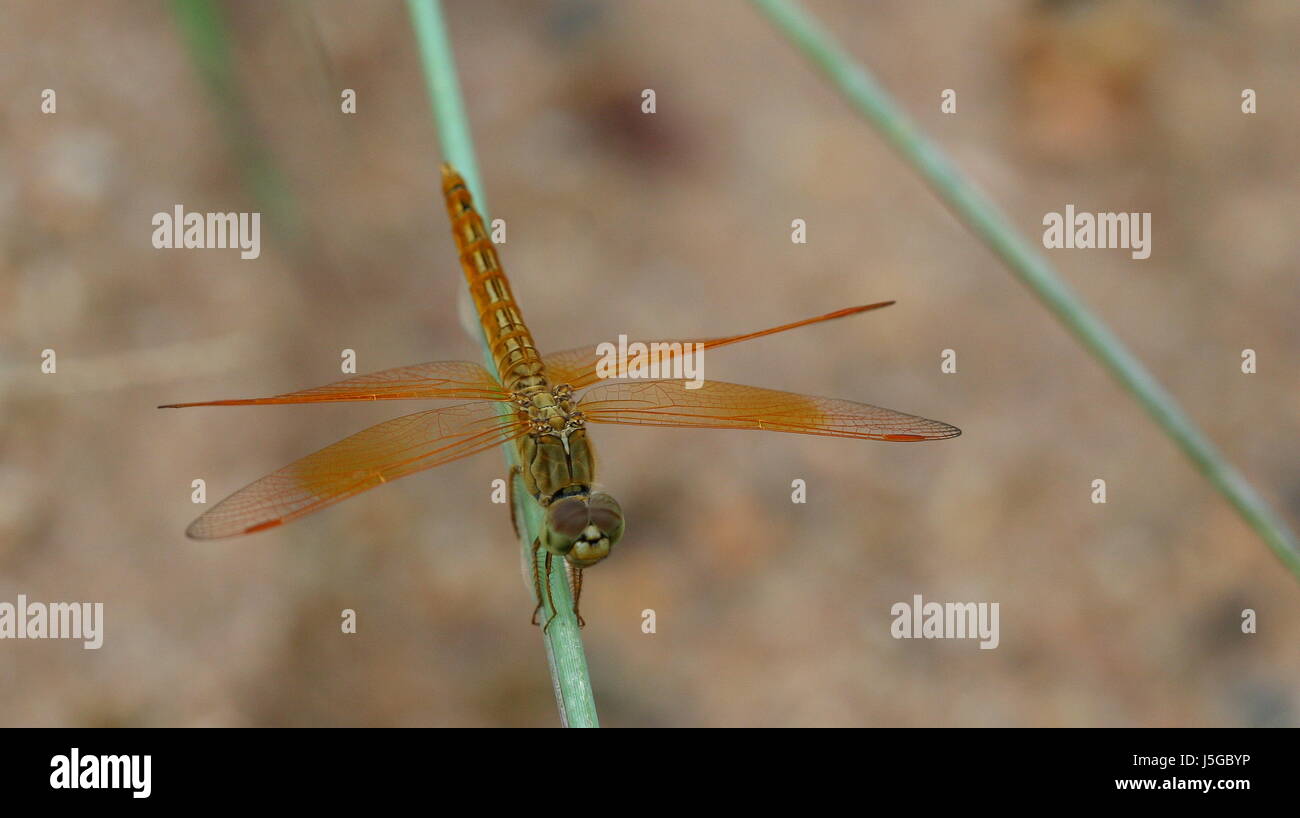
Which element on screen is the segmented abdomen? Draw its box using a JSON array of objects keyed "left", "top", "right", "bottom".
[{"left": 441, "top": 165, "right": 545, "bottom": 392}]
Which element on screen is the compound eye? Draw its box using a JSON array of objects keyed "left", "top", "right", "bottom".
[
  {"left": 547, "top": 497, "right": 589, "bottom": 539},
  {"left": 586, "top": 493, "right": 625, "bottom": 541}
]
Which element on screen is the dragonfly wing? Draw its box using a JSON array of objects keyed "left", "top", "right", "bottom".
[
  {"left": 186, "top": 402, "right": 526, "bottom": 539},
  {"left": 161, "top": 361, "right": 508, "bottom": 408},
  {"left": 539, "top": 344, "right": 606, "bottom": 389},
  {"left": 542, "top": 302, "right": 895, "bottom": 390},
  {"left": 579, "top": 379, "right": 960, "bottom": 442}
]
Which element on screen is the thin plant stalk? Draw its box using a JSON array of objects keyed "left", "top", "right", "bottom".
[
  {"left": 751, "top": 0, "right": 1300, "bottom": 580},
  {"left": 405, "top": 0, "right": 600, "bottom": 727},
  {"left": 170, "top": 0, "right": 299, "bottom": 241}
]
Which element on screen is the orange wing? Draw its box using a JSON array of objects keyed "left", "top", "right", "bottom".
[
  {"left": 186, "top": 402, "right": 526, "bottom": 539},
  {"left": 543, "top": 302, "right": 896, "bottom": 390},
  {"left": 578, "top": 380, "right": 960, "bottom": 442},
  {"left": 160, "top": 361, "right": 508, "bottom": 408}
]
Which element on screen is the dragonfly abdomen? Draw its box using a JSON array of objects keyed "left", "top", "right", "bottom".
[{"left": 441, "top": 165, "right": 545, "bottom": 392}]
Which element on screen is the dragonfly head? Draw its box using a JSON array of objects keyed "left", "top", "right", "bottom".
[{"left": 543, "top": 492, "right": 625, "bottom": 568}]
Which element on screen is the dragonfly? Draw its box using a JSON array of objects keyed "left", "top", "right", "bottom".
[{"left": 162, "top": 164, "right": 960, "bottom": 627}]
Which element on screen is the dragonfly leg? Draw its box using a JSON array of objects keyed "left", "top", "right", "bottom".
[
  {"left": 529, "top": 537, "right": 545, "bottom": 626},
  {"left": 570, "top": 566, "right": 586, "bottom": 628},
  {"left": 540, "top": 553, "right": 559, "bottom": 633},
  {"left": 506, "top": 465, "right": 523, "bottom": 539}
]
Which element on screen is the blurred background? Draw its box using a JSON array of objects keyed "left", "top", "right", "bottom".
[{"left": 1, "top": 0, "right": 1297, "bottom": 727}]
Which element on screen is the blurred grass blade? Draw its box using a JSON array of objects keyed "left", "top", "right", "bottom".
[
  {"left": 405, "top": 0, "right": 600, "bottom": 727},
  {"left": 751, "top": 0, "right": 1300, "bottom": 580},
  {"left": 170, "top": 0, "right": 299, "bottom": 241}
]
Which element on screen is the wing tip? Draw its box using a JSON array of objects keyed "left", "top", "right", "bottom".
[
  {"left": 883, "top": 423, "right": 961, "bottom": 442},
  {"left": 244, "top": 519, "right": 284, "bottom": 534},
  {"left": 844, "top": 300, "right": 895, "bottom": 316},
  {"left": 184, "top": 517, "right": 284, "bottom": 539}
]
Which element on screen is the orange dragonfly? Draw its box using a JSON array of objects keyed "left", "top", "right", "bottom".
[{"left": 162, "top": 164, "right": 960, "bottom": 625}]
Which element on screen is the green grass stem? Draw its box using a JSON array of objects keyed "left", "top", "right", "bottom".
[
  {"left": 751, "top": 0, "right": 1300, "bottom": 581},
  {"left": 406, "top": 0, "right": 599, "bottom": 727}
]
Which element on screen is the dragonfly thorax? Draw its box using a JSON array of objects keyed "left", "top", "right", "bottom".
[
  {"left": 513, "top": 383, "right": 581, "bottom": 436},
  {"left": 513, "top": 383, "right": 624, "bottom": 565},
  {"left": 515, "top": 383, "right": 593, "bottom": 499}
]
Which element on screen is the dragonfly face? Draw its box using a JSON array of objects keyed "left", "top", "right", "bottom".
[{"left": 541, "top": 491, "right": 625, "bottom": 568}]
